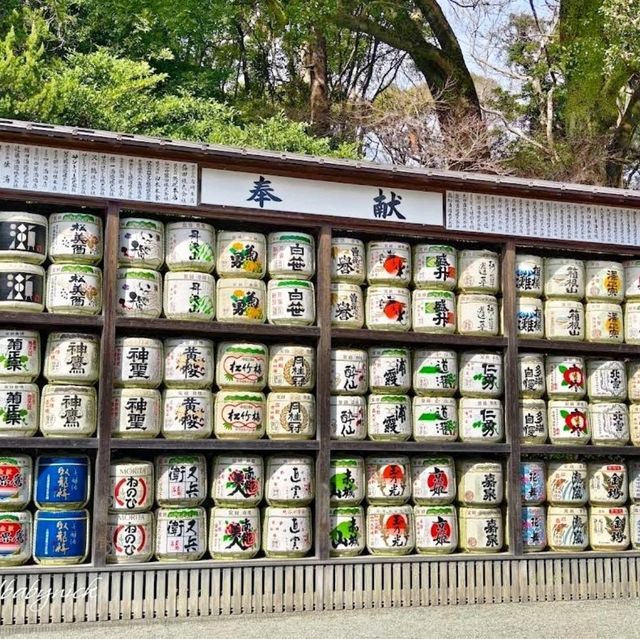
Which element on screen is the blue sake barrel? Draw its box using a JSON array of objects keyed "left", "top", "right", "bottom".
[
  {"left": 33, "top": 509, "right": 90, "bottom": 565},
  {"left": 34, "top": 454, "right": 90, "bottom": 509}
]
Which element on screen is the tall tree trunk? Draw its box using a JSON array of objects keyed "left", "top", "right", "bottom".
[{"left": 307, "top": 28, "right": 331, "bottom": 137}]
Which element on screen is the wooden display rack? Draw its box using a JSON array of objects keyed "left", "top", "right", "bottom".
[{"left": 1, "top": 119, "right": 640, "bottom": 624}]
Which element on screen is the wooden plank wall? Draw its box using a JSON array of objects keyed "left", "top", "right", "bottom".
[{"left": 0, "top": 557, "right": 638, "bottom": 625}]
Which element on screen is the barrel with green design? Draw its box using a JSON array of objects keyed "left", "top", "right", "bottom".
[
  {"left": 459, "top": 397, "right": 504, "bottom": 443},
  {"left": 415, "top": 505, "right": 458, "bottom": 554},
  {"left": 330, "top": 457, "right": 365, "bottom": 505},
  {"left": 329, "top": 506, "right": 365, "bottom": 557},
  {"left": 412, "top": 397, "right": 458, "bottom": 442},
  {"left": 116, "top": 268, "right": 162, "bottom": 318},
  {"left": 166, "top": 221, "right": 215, "bottom": 273},
  {"left": 216, "top": 342, "right": 268, "bottom": 391},
  {"left": 367, "top": 395, "right": 412, "bottom": 441},
  {"left": 412, "top": 349, "right": 457, "bottom": 397},
  {"left": 118, "top": 217, "right": 164, "bottom": 269},
  {"left": 412, "top": 289, "right": 456, "bottom": 334},
  {"left": 49, "top": 212, "right": 103, "bottom": 265},
  {"left": 368, "top": 347, "right": 411, "bottom": 394},
  {"left": 268, "top": 231, "right": 316, "bottom": 280},
  {"left": 155, "top": 507, "right": 207, "bottom": 561},
  {"left": 267, "top": 279, "right": 316, "bottom": 326},
  {"left": 46, "top": 264, "right": 103, "bottom": 315},
  {"left": 459, "top": 351, "right": 503, "bottom": 398},
  {"left": 413, "top": 244, "right": 457, "bottom": 290},
  {"left": 163, "top": 271, "right": 215, "bottom": 321}
]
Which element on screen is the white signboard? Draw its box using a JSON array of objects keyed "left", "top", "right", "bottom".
[
  {"left": 0, "top": 142, "right": 198, "bottom": 205},
  {"left": 201, "top": 168, "right": 443, "bottom": 226},
  {"left": 447, "top": 191, "right": 640, "bottom": 246}
]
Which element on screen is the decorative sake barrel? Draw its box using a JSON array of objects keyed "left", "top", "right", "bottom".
[
  {"left": 49, "top": 212, "right": 103, "bottom": 265},
  {"left": 209, "top": 507, "right": 260, "bottom": 559},
  {"left": 415, "top": 505, "right": 458, "bottom": 554},
  {"left": 262, "top": 506, "right": 312, "bottom": 558},
  {"left": 155, "top": 507, "right": 207, "bottom": 562},
  {"left": 33, "top": 510, "right": 90, "bottom": 565},
  {"left": 106, "top": 512, "right": 154, "bottom": 564},
  {"left": 366, "top": 505, "right": 415, "bottom": 556},
  {"left": 211, "top": 455, "right": 264, "bottom": 507},
  {"left": 329, "top": 506, "right": 365, "bottom": 557}
]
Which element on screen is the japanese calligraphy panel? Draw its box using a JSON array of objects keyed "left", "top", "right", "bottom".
[{"left": 200, "top": 169, "right": 444, "bottom": 226}]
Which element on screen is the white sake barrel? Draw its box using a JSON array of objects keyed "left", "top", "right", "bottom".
[
  {"left": 111, "top": 388, "right": 161, "bottom": 438},
  {"left": 40, "top": 384, "right": 96, "bottom": 437},
  {"left": 366, "top": 241, "right": 411, "bottom": 286},
  {"left": 632, "top": 404, "right": 640, "bottom": 445},
  {"left": 629, "top": 461, "right": 640, "bottom": 502},
  {"left": 155, "top": 454, "right": 207, "bottom": 507},
  {"left": 162, "top": 389, "right": 213, "bottom": 439},
  {"left": 214, "top": 390, "right": 265, "bottom": 439},
  {"left": 415, "top": 505, "right": 458, "bottom": 554},
  {"left": 268, "top": 344, "right": 315, "bottom": 392},
  {"left": 413, "top": 244, "right": 457, "bottom": 290},
  {"left": 118, "top": 218, "right": 164, "bottom": 269},
  {"left": 211, "top": 455, "right": 263, "bottom": 507},
  {"left": 163, "top": 271, "right": 215, "bottom": 320},
  {"left": 216, "top": 342, "right": 268, "bottom": 391},
  {"left": 216, "top": 231, "right": 266, "bottom": 279},
  {"left": 544, "top": 258, "right": 584, "bottom": 299},
  {"left": 365, "top": 286, "right": 411, "bottom": 331},
  {"left": 516, "top": 297, "right": 544, "bottom": 338},
  {"left": 515, "top": 254, "right": 543, "bottom": 297},
  {"left": 265, "top": 455, "right": 315, "bottom": 506},
  {"left": 546, "top": 355, "right": 586, "bottom": 399},
  {"left": 548, "top": 400, "right": 590, "bottom": 444},
  {"left": 458, "top": 250, "right": 500, "bottom": 293},
  {"left": 624, "top": 302, "right": 640, "bottom": 344},
  {"left": 522, "top": 506, "right": 546, "bottom": 553},
  {"left": 216, "top": 277, "right": 266, "bottom": 323},
  {"left": 268, "top": 231, "right": 315, "bottom": 280},
  {"left": 155, "top": 507, "right": 206, "bottom": 561},
  {"left": 459, "top": 398, "right": 503, "bottom": 443},
  {"left": 590, "top": 403, "right": 629, "bottom": 446},
  {"left": 589, "top": 462, "right": 627, "bottom": 506},
  {"left": 114, "top": 337, "right": 163, "bottom": 388},
  {"left": 585, "top": 302, "right": 623, "bottom": 343},
  {"left": 547, "top": 462, "right": 588, "bottom": 506},
  {"left": 108, "top": 459, "right": 154, "bottom": 513},
  {"left": 629, "top": 361, "right": 640, "bottom": 403},
  {"left": 412, "top": 396, "right": 458, "bottom": 442},
  {"left": 163, "top": 338, "right": 214, "bottom": 389},
  {"left": 413, "top": 349, "right": 457, "bottom": 397},
  {"left": 329, "top": 506, "right": 365, "bottom": 557},
  {"left": 458, "top": 507, "right": 503, "bottom": 553},
  {"left": 330, "top": 283, "right": 364, "bottom": 328},
  {"left": 520, "top": 460, "right": 546, "bottom": 505},
  {"left": 367, "top": 395, "right": 411, "bottom": 441},
  {"left": 624, "top": 260, "right": 640, "bottom": 299},
  {"left": 412, "top": 289, "right": 456, "bottom": 333},
  {"left": 547, "top": 506, "right": 588, "bottom": 551},
  {"left": 49, "top": 212, "right": 103, "bottom": 265},
  {"left": 412, "top": 456, "right": 456, "bottom": 505},
  {"left": 266, "top": 392, "right": 315, "bottom": 439},
  {"left": 457, "top": 294, "right": 499, "bottom": 336},
  {"left": 585, "top": 260, "right": 624, "bottom": 302},
  {"left": 267, "top": 279, "right": 315, "bottom": 325},
  {"left": 0, "top": 212, "right": 47, "bottom": 264},
  {"left": 0, "top": 454, "right": 32, "bottom": 510},
  {"left": 0, "top": 383, "right": 39, "bottom": 437},
  {"left": 263, "top": 506, "right": 312, "bottom": 558},
  {"left": 520, "top": 399, "right": 547, "bottom": 444},
  {"left": 209, "top": 507, "right": 261, "bottom": 559},
  {"left": 366, "top": 505, "right": 415, "bottom": 556},
  {"left": 330, "top": 457, "right": 365, "bottom": 505},
  {"left": 631, "top": 504, "right": 640, "bottom": 549},
  {"left": 330, "top": 349, "right": 368, "bottom": 395},
  {"left": 587, "top": 359, "right": 627, "bottom": 401},
  {"left": 0, "top": 330, "right": 40, "bottom": 382},
  {"left": 457, "top": 460, "right": 503, "bottom": 506},
  {"left": 116, "top": 268, "right": 162, "bottom": 318},
  {"left": 44, "top": 332, "right": 99, "bottom": 385},
  {"left": 331, "top": 237, "right": 365, "bottom": 284},
  {"left": 165, "top": 221, "right": 215, "bottom": 273},
  {"left": 330, "top": 395, "right": 366, "bottom": 440},
  {"left": 46, "top": 264, "right": 102, "bottom": 315},
  {"left": 0, "top": 511, "right": 32, "bottom": 566},
  {"left": 0, "top": 263, "right": 45, "bottom": 313},
  {"left": 518, "top": 352, "right": 545, "bottom": 399},
  {"left": 544, "top": 300, "right": 584, "bottom": 341},
  {"left": 366, "top": 456, "right": 411, "bottom": 505},
  {"left": 459, "top": 351, "right": 503, "bottom": 398},
  {"left": 590, "top": 506, "right": 629, "bottom": 551},
  {"left": 368, "top": 347, "right": 410, "bottom": 394},
  {"left": 106, "top": 512, "right": 154, "bottom": 564}
]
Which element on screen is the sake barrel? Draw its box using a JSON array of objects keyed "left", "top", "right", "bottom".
[
  {"left": 43, "top": 332, "right": 100, "bottom": 385},
  {"left": 111, "top": 388, "right": 161, "bottom": 438},
  {"left": 33, "top": 509, "right": 89, "bottom": 565},
  {"left": 624, "top": 302, "right": 640, "bottom": 344},
  {"left": 520, "top": 460, "right": 546, "bottom": 505},
  {"left": 331, "top": 237, "right": 365, "bottom": 284},
  {"left": 163, "top": 271, "right": 215, "bottom": 320},
  {"left": 458, "top": 250, "right": 500, "bottom": 293},
  {"left": 544, "top": 300, "right": 584, "bottom": 341},
  {"left": 116, "top": 268, "right": 162, "bottom": 318},
  {"left": 330, "top": 349, "right": 368, "bottom": 395},
  {"left": 366, "top": 241, "right": 411, "bottom": 286},
  {"left": 365, "top": 286, "right": 411, "bottom": 331},
  {"left": 366, "top": 456, "right": 411, "bottom": 505},
  {"left": 547, "top": 462, "right": 588, "bottom": 506},
  {"left": 0, "top": 263, "right": 45, "bottom": 312},
  {"left": 330, "top": 506, "right": 365, "bottom": 557},
  {"left": 216, "top": 277, "right": 266, "bottom": 323},
  {"left": 366, "top": 505, "right": 415, "bottom": 556},
  {"left": 330, "top": 457, "right": 365, "bottom": 506},
  {"left": 413, "top": 349, "right": 457, "bottom": 397},
  {"left": 0, "top": 383, "right": 39, "bottom": 437},
  {"left": 629, "top": 361, "right": 640, "bottom": 403},
  {"left": 216, "top": 342, "right": 268, "bottom": 391},
  {"left": 155, "top": 507, "right": 207, "bottom": 561},
  {"left": 589, "top": 506, "right": 629, "bottom": 551},
  {"left": 629, "top": 461, "right": 640, "bottom": 503},
  {"left": 216, "top": 231, "right": 266, "bottom": 279},
  {"left": 544, "top": 258, "right": 584, "bottom": 300},
  {"left": 263, "top": 506, "right": 312, "bottom": 558},
  {"left": 588, "top": 462, "right": 627, "bottom": 506},
  {"left": 412, "top": 396, "right": 458, "bottom": 442},
  {"left": 268, "top": 231, "right": 315, "bottom": 280},
  {"left": 367, "top": 395, "right": 411, "bottom": 441},
  {"left": 518, "top": 352, "right": 545, "bottom": 399},
  {"left": 590, "top": 402, "right": 629, "bottom": 446},
  {"left": 114, "top": 337, "right": 163, "bottom": 389},
  {"left": 40, "top": 384, "right": 97, "bottom": 437},
  {"left": 108, "top": 459, "right": 154, "bottom": 513},
  {"left": 632, "top": 404, "right": 640, "bottom": 446},
  {"left": 547, "top": 506, "right": 589, "bottom": 552},
  {"left": 106, "top": 511, "right": 154, "bottom": 564},
  {"left": 330, "top": 395, "right": 366, "bottom": 440},
  {"left": 587, "top": 359, "right": 627, "bottom": 402},
  {"left": 412, "top": 290, "right": 456, "bottom": 334},
  {"left": 330, "top": 283, "right": 364, "bottom": 328},
  {"left": 458, "top": 506, "right": 503, "bottom": 553},
  {"left": 165, "top": 221, "right": 215, "bottom": 273},
  {"left": 457, "top": 294, "right": 499, "bottom": 336},
  {"left": 624, "top": 260, "right": 640, "bottom": 300},
  {"left": 0, "top": 212, "right": 47, "bottom": 264},
  {"left": 412, "top": 456, "right": 456, "bottom": 505},
  {"left": 522, "top": 506, "right": 546, "bottom": 553},
  {"left": 162, "top": 389, "right": 213, "bottom": 439},
  {"left": 0, "top": 454, "right": 32, "bottom": 510},
  {"left": 45, "top": 264, "right": 102, "bottom": 315},
  {"left": 631, "top": 504, "right": 640, "bottom": 549},
  {"left": 49, "top": 212, "right": 102, "bottom": 265},
  {"left": 209, "top": 507, "right": 260, "bottom": 559},
  {"left": 34, "top": 454, "right": 90, "bottom": 509},
  {"left": 368, "top": 347, "right": 410, "bottom": 394},
  {"left": 163, "top": 338, "right": 214, "bottom": 389},
  {"left": 515, "top": 254, "right": 543, "bottom": 297},
  {"left": 585, "top": 260, "right": 624, "bottom": 302},
  {"left": 211, "top": 455, "right": 264, "bottom": 506},
  {"left": 585, "top": 302, "right": 623, "bottom": 343},
  {"left": 214, "top": 390, "right": 266, "bottom": 440},
  {"left": 459, "top": 398, "right": 504, "bottom": 443},
  {"left": 415, "top": 505, "right": 458, "bottom": 554},
  {"left": 267, "top": 279, "right": 315, "bottom": 326},
  {"left": 0, "top": 330, "right": 40, "bottom": 382},
  {"left": 268, "top": 344, "right": 315, "bottom": 392},
  {"left": 516, "top": 297, "right": 544, "bottom": 338},
  {"left": 548, "top": 400, "right": 590, "bottom": 444},
  {"left": 265, "top": 455, "right": 315, "bottom": 506},
  {"left": 520, "top": 399, "right": 548, "bottom": 444},
  {"left": 0, "top": 511, "right": 31, "bottom": 566},
  {"left": 118, "top": 218, "right": 164, "bottom": 269},
  {"left": 545, "top": 355, "right": 586, "bottom": 399},
  {"left": 413, "top": 244, "right": 457, "bottom": 290},
  {"left": 266, "top": 392, "right": 315, "bottom": 439},
  {"left": 457, "top": 460, "right": 503, "bottom": 506},
  {"left": 459, "top": 351, "right": 503, "bottom": 398},
  {"left": 155, "top": 454, "right": 207, "bottom": 507}
]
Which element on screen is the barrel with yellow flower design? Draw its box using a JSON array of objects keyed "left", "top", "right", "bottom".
[
  {"left": 216, "top": 278, "right": 266, "bottom": 324},
  {"left": 216, "top": 231, "right": 265, "bottom": 279}
]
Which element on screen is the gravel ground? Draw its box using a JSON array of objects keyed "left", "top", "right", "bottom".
[{"left": 3, "top": 600, "right": 640, "bottom": 638}]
